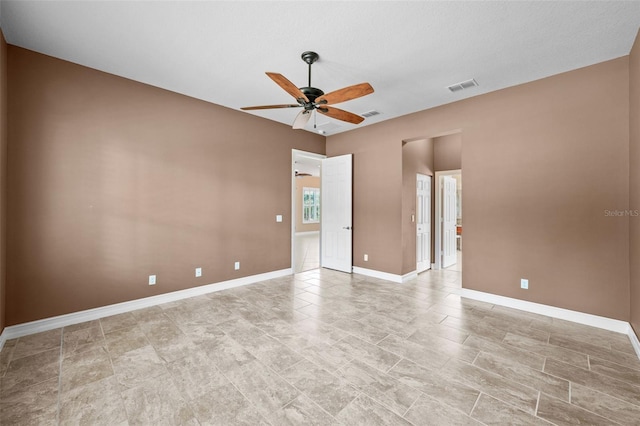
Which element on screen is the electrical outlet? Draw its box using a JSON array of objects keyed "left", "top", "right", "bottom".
[
  {"left": 195, "top": 267, "right": 202, "bottom": 277},
  {"left": 520, "top": 278, "right": 528, "bottom": 290},
  {"left": 149, "top": 275, "right": 156, "bottom": 286},
  {"left": 364, "top": 254, "right": 369, "bottom": 261},
  {"left": 276, "top": 215, "right": 283, "bottom": 222},
  {"left": 234, "top": 261, "right": 240, "bottom": 270}
]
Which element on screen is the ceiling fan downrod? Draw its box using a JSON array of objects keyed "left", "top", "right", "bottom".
[
  {"left": 298, "top": 52, "right": 324, "bottom": 106},
  {"left": 301, "top": 51, "right": 319, "bottom": 87}
]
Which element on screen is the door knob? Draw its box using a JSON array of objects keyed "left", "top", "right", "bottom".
[{"left": 343, "top": 226, "right": 352, "bottom": 230}]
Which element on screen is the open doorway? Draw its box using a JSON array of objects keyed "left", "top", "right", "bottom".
[
  {"left": 435, "top": 170, "right": 462, "bottom": 270},
  {"left": 431, "top": 130, "right": 462, "bottom": 271},
  {"left": 292, "top": 150, "right": 325, "bottom": 273}
]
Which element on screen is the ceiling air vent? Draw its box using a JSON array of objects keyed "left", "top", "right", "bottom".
[
  {"left": 361, "top": 110, "right": 381, "bottom": 118},
  {"left": 447, "top": 79, "right": 478, "bottom": 93}
]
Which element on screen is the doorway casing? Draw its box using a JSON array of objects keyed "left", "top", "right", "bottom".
[{"left": 291, "top": 149, "right": 326, "bottom": 272}]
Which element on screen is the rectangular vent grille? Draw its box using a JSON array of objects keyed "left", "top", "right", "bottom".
[
  {"left": 447, "top": 79, "right": 478, "bottom": 93},
  {"left": 361, "top": 110, "right": 381, "bottom": 118}
]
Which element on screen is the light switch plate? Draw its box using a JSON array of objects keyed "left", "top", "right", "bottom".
[{"left": 276, "top": 215, "right": 283, "bottom": 222}]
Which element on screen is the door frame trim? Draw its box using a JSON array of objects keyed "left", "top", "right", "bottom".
[
  {"left": 291, "top": 149, "right": 326, "bottom": 273},
  {"left": 320, "top": 153, "right": 353, "bottom": 273},
  {"left": 434, "top": 169, "right": 461, "bottom": 270},
  {"left": 416, "top": 173, "right": 431, "bottom": 273}
]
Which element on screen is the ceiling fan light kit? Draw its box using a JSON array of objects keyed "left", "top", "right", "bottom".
[{"left": 241, "top": 51, "right": 374, "bottom": 130}]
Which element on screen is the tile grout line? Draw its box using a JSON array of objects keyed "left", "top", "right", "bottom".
[
  {"left": 0, "top": 340, "right": 16, "bottom": 378},
  {"left": 268, "top": 358, "right": 345, "bottom": 423},
  {"left": 99, "top": 318, "right": 132, "bottom": 423},
  {"left": 469, "top": 391, "right": 482, "bottom": 417},
  {"left": 539, "top": 367, "right": 640, "bottom": 424},
  {"left": 399, "top": 387, "right": 421, "bottom": 419},
  {"left": 447, "top": 357, "right": 544, "bottom": 418},
  {"left": 470, "top": 350, "right": 481, "bottom": 365},
  {"left": 274, "top": 319, "right": 411, "bottom": 421},
  {"left": 6, "top": 265, "right": 640, "bottom": 425},
  {"left": 208, "top": 361, "right": 280, "bottom": 426},
  {"left": 334, "top": 395, "right": 359, "bottom": 423},
  {"left": 570, "top": 379, "right": 640, "bottom": 411},
  {"left": 437, "top": 314, "right": 449, "bottom": 325},
  {"left": 341, "top": 381, "right": 411, "bottom": 422},
  {"left": 218, "top": 315, "right": 347, "bottom": 421},
  {"left": 548, "top": 390, "right": 630, "bottom": 425}
]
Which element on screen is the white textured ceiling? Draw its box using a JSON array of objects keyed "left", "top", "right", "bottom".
[{"left": 2, "top": 1, "right": 640, "bottom": 135}]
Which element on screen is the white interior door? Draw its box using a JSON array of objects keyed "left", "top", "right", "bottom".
[
  {"left": 416, "top": 174, "right": 431, "bottom": 273},
  {"left": 321, "top": 154, "right": 353, "bottom": 273},
  {"left": 441, "top": 175, "right": 457, "bottom": 268}
]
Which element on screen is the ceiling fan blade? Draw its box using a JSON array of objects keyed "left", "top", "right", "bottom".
[
  {"left": 241, "top": 104, "right": 301, "bottom": 111},
  {"left": 293, "top": 110, "right": 312, "bottom": 129},
  {"left": 266, "top": 72, "right": 309, "bottom": 103},
  {"left": 315, "top": 82, "right": 374, "bottom": 105},
  {"left": 317, "top": 106, "right": 364, "bottom": 125}
]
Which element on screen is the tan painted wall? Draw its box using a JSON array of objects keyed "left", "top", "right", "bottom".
[
  {"left": 434, "top": 133, "right": 462, "bottom": 172},
  {"left": 0, "top": 31, "right": 6, "bottom": 334},
  {"left": 2, "top": 42, "right": 636, "bottom": 330},
  {"left": 401, "top": 139, "right": 434, "bottom": 275},
  {"left": 295, "top": 176, "right": 320, "bottom": 233},
  {"left": 6, "top": 46, "right": 325, "bottom": 326},
  {"left": 338, "top": 133, "right": 403, "bottom": 274},
  {"left": 630, "top": 30, "right": 640, "bottom": 337},
  {"left": 328, "top": 57, "right": 630, "bottom": 321}
]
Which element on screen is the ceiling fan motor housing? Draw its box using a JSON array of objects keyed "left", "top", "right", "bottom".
[{"left": 300, "top": 87, "right": 324, "bottom": 106}]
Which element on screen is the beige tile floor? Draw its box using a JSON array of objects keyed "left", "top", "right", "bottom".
[
  {"left": 294, "top": 232, "right": 320, "bottom": 273},
  {"left": 1, "top": 263, "right": 640, "bottom": 425}
]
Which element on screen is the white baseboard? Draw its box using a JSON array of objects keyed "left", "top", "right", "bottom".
[
  {"left": 460, "top": 288, "right": 630, "bottom": 334},
  {"left": 0, "top": 268, "right": 292, "bottom": 351},
  {"left": 402, "top": 271, "right": 418, "bottom": 282},
  {"left": 353, "top": 267, "right": 417, "bottom": 284},
  {"left": 460, "top": 288, "right": 640, "bottom": 361}
]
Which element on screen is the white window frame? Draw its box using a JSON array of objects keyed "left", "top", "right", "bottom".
[{"left": 302, "top": 187, "right": 320, "bottom": 224}]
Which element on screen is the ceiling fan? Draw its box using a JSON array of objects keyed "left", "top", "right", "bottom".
[{"left": 241, "top": 51, "right": 374, "bottom": 129}]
